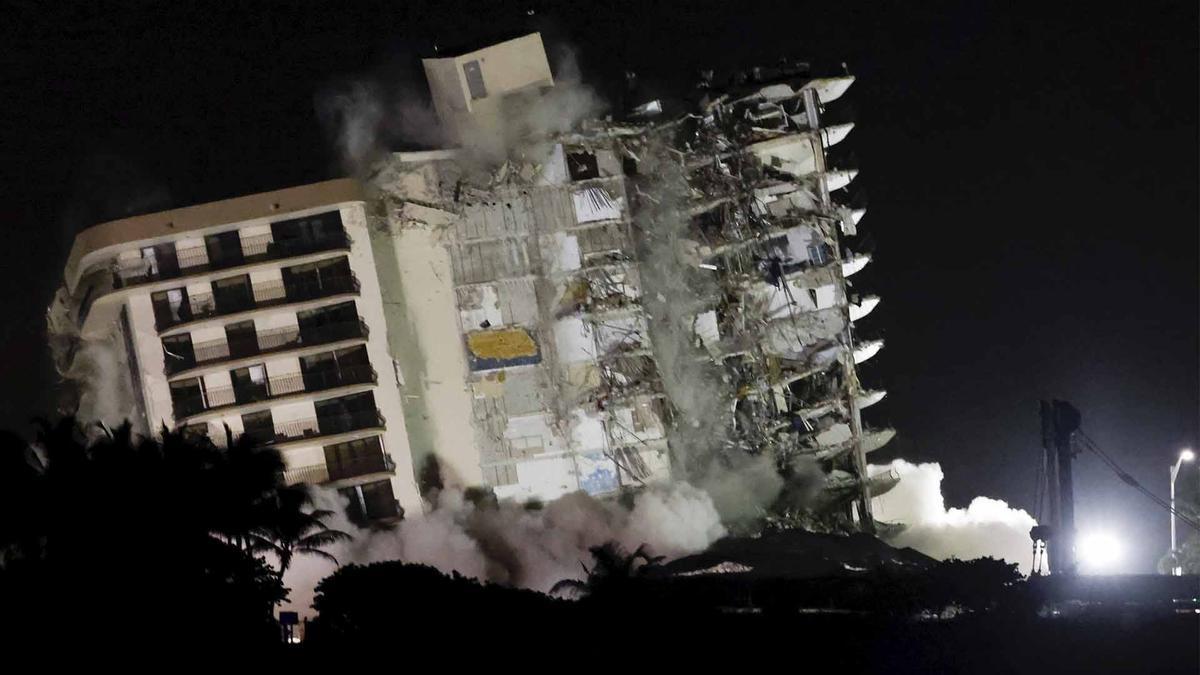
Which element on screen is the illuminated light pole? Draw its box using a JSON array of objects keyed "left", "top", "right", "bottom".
[{"left": 1169, "top": 448, "right": 1195, "bottom": 576}]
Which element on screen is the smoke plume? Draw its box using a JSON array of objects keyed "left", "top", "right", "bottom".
[
  {"left": 281, "top": 481, "right": 725, "bottom": 616},
  {"left": 45, "top": 290, "right": 139, "bottom": 433},
  {"left": 869, "top": 459, "right": 1037, "bottom": 574}
]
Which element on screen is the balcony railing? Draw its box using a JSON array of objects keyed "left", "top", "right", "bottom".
[
  {"left": 328, "top": 453, "right": 395, "bottom": 482},
  {"left": 283, "top": 463, "right": 331, "bottom": 485},
  {"left": 155, "top": 274, "right": 360, "bottom": 331},
  {"left": 171, "top": 365, "right": 378, "bottom": 418},
  {"left": 284, "top": 453, "right": 395, "bottom": 485},
  {"left": 241, "top": 408, "right": 386, "bottom": 446},
  {"left": 164, "top": 318, "right": 369, "bottom": 376},
  {"left": 114, "top": 229, "right": 351, "bottom": 288}
]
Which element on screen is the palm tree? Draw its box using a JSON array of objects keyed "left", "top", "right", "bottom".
[
  {"left": 250, "top": 487, "right": 352, "bottom": 576},
  {"left": 1, "top": 416, "right": 290, "bottom": 643},
  {"left": 199, "top": 426, "right": 288, "bottom": 550},
  {"left": 550, "top": 542, "right": 665, "bottom": 599}
]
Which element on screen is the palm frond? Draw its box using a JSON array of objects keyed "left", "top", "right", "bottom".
[
  {"left": 549, "top": 578, "right": 588, "bottom": 597},
  {"left": 294, "top": 547, "right": 340, "bottom": 567},
  {"left": 296, "top": 529, "right": 353, "bottom": 548}
]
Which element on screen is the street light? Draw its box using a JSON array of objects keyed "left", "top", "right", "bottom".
[{"left": 1169, "top": 448, "right": 1195, "bottom": 576}]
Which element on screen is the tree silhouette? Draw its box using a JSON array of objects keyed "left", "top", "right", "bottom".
[
  {"left": 250, "top": 487, "right": 352, "bottom": 575},
  {"left": 550, "top": 542, "right": 665, "bottom": 600},
  {"left": 0, "top": 416, "right": 349, "bottom": 644}
]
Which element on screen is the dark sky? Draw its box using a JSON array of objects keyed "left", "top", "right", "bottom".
[{"left": 2, "top": 1, "right": 1195, "bottom": 571}]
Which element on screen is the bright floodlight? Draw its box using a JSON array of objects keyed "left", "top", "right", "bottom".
[
  {"left": 1078, "top": 532, "right": 1123, "bottom": 571},
  {"left": 1182, "top": 449, "right": 1195, "bottom": 462}
]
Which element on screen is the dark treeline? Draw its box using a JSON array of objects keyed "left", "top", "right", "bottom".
[
  {"left": 0, "top": 417, "right": 345, "bottom": 648},
  {"left": 304, "top": 556, "right": 1197, "bottom": 672},
  {"left": 1, "top": 418, "right": 1196, "bottom": 671}
]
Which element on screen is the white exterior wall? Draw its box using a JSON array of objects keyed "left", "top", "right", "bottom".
[
  {"left": 74, "top": 197, "right": 425, "bottom": 518},
  {"left": 190, "top": 323, "right": 226, "bottom": 344},
  {"left": 125, "top": 294, "right": 173, "bottom": 429},
  {"left": 340, "top": 203, "right": 424, "bottom": 514},
  {"left": 283, "top": 443, "right": 328, "bottom": 473},
  {"left": 271, "top": 399, "right": 315, "bottom": 427},
  {"left": 372, "top": 218, "right": 484, "bottom": 489},
  {"left": 254, "top": 310, "right": 299, "bottom": 332}
]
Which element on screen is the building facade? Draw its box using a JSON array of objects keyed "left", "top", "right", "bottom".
[
  {"left": 49, "top": 32, "right": 896, "bottom": 529},
  {"left": 49, "top": 180, "right": 423, "bottom": 522}
]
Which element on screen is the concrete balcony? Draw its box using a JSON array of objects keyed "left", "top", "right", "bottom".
[
  {"left": 171, "top": 364, "right": 378, "bottom": 419},
  {"left": 154, "top": 273, "right": 360, "bottom": 332},
  {"left": 114, "top": 229, "right": 350, "bottom": 289},
  {"left": 242, "top": 408, "right": 386, "bottom": 448},
  {"left": 283, "top": 453, "right": 396, "bottom": 486},
  {"left": 164, "top": 317, "right": 369, "bottom": 376}
]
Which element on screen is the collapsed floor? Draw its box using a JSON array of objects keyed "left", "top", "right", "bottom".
[{"left": 371, "top": 61, "right": 897, "bottom": 533}]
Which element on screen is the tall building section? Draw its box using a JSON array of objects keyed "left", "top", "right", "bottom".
[
  {"left": 634, "top": 70, "right": 899, "bottom": 529},
  {"left": 370, "top": 35, "right": 669, "bottom": 502},
  {"left": 48, "top": 32, "right": 896, "bottom": 530},
  {"left": 48, "top": 180, "right": 423, "bottom": 522},
  {"left": 367, "top": 35, "right": 898, "bottom": 523}
]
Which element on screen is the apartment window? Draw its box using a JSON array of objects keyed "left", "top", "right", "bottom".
[
  {"left": 315, "top": 391, "right": 376, "bottom": 434},
  {"left": 204, "top": 231, "right": 244, "bottom": 268},
  {"left": 169, "top": 378, "right": 206, "bottom": 418},
  {"left": 162, "top": 334, "right": 196, "bottom": 373},
  {"left": 300, "top": 350, "right": 336, "bottom": 375},
  {"left": 141, "top": 243, "right": 181, "bottom": 278},
  {"left": 340, "top": 479, "right": 400, "bottom": 524},
  {"left": 297, "top": 301, "right": 358, "bottom": 341},
  {"left": 270, "top": 211, "right": 344, "bottom": 252},
  {"left": 140, "top": 246, "right": 159, "bottom": 277},
  {"left": 301, "top": 344, "right": 369, "bottom": 390},
  {"left": 282, "top": 257, "right": 351, "bottom": 297},
  {"left": 241, "top": 410, "right": 274, "bottom": 444},
  {"left": 231, "top": 364, "right": 270, "bottom": 404},
  {"left": 807, "top": 243, "right": 833, "bottom": 266},
  {"left": 224, "top": 320, "right": 258, "bottom": 359},
  {"left": 213, "top": 275, "right": 254, "bottom": 313},
  {"left": 463, "top": 60, "right": 487, "bottom": 100},
  {"left": 324, "top": 436, "right": 388, "bottom": 481},
  {"left": 151, "top": 288, "right": 191, "bottom": 327},
  {"left": 182, "top": 422, "right": 210, "bottom": 440},
  {"left": 302, "top": 344, "right": 369, "bottom": 372}
]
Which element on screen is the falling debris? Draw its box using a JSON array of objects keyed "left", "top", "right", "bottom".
[{"left": 372, "top": 33, "right": 891, "bottom": 530}]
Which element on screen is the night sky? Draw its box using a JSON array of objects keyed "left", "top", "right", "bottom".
[{"left": 2, "top": 1, "right": 1195, "bottom": 572}]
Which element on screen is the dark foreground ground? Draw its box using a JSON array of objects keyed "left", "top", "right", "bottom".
[
  {"left": 281, "top": 561, "right": 1198, "bottom": 673},
  {"left": 280, "top": 610, "right": 1200, "bottom": 673}
]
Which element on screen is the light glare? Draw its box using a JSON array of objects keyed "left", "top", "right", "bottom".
[{"left": 1078, "top": 532, "right": 1123, "bottom": 571}]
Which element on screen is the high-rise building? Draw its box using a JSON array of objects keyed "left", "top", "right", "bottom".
[
  {"left": 48, "top": 180, "right": 424, "bottom": 522},
  {"left": 48, "top": 32, "right": 896, "bottom": 529}
]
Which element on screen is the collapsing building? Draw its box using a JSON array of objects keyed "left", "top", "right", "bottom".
[
  {"left": 372, "top": 33, "right": 899, "bottom": 528},
  {"left": 46, "top": 32, "right": 897, "bottom": 529}
]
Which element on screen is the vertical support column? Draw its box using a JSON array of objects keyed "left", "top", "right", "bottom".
[
  {"left": 808, "top": 86, "right": 873, "bottom": 531},
  {"left": 1041, "top": 399, "right": 1080, "bottom": 575}
]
